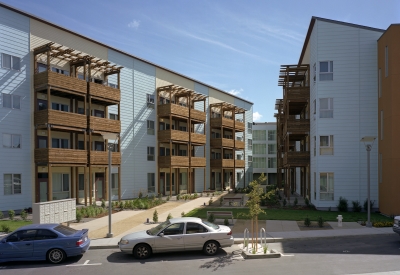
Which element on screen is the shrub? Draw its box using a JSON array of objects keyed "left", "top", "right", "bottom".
[
  {"left": 8, "top": 210, "right": 15, "bottom": 221},
  {"left": 224, "top": 218, "right": 229, "bottom": 226},
  {"left": 101, "top": 199, "right": 106, "bottom": 208},
  {"left": 337, "top": 196, "right": 348, "bottom": 212},
  {"left": 219, "top": 197, "right": 224, "bottom": 206},
  {"left": 373, "top": 221, "right": 393, "bottom": 227},
  {"left": 0, "top": 211, "right": 3, "bottom": 219},
  {"left": 76, "top": 211, "right": 83, "bottom": 223},
  {"left": 304, "top": 217, "right": 311, "bottom": 227},
  {"left": 294, "top": 198, "right": 298, "bottom": 207},
  {"left": 317, "top": 216, "right": 324, "bottom": 228},
  {"left": 263, "top": 244, "right": 268, "bottom": 254},
  {"left": 20, "top": 210, "right": 28, "bottom": 221},
  {"left": 206, "top": 193, "right": 210, "bottom": 197},
  {"left": 167, "top": 196, "right": 170, "bottom": 201},
  {"left": 208, "top": 213, "right": 215, "bottom": 223},
  {"left": 176, "top": 194, "right": 181, "bottom": 200},
  {"left": 363, "top": 199, "right": 375, "bottom": 212},
  {"left": 1, "top": 224, "right": 10, "bottom": 233},
  {"left": 352, "top": 200, "right": 362, "bottom": 212},
  {"left": 181, "top": 211, "right": 185, "bottom": 217},
  {"left": 305, "top": 197, "right": 310, "bottom": 207},
  {"left": 166, "top": 213, "right": 173, "bottom": 221},
  {"left": 208, "top": 198, "right": 213, "bottom": 206},
  {"left": 283, "top": 198, "right": 287, "bottom": 207},
  {"left": 153, "top": 209, "right": 158, "bottom": 223},
  {"left": 138, "top": 191, "right": 143, "bottom": 199},
  {"left": 184, "top": 195, "right": 188, "bottom": 201}
]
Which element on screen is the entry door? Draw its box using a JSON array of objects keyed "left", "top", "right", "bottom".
[
  {"left": 95, "top": 173, "right": 104, "bottom": 201},
  {"left": 165, "top": 173, "right": 175, "bottom": 195},
  {"left": 159, "top": 173, "right": 165, "bottom": 195},
  {"left": 38, "top": 173, "right": 48, "bottom": 202}
]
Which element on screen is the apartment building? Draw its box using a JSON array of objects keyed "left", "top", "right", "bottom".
[
  {"left": 0, "top": 3, "right": 253, "bottom": 211},
  {"left": 378, "top": 24, "right": 400, "bottom": 216},
  {"left": 276, "top": 17, "right": 383, "bottom": 210},
  {"left": 252, "top": 122, "right": 281, "bottom": 185}
]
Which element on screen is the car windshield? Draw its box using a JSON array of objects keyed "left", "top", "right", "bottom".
[
  {"left": 148, "top": 220, "right": 171, "bottom": 235},
  {"left": 202, "top": 220, "right": 220, "bottom": 230},
  {"left": 53, "top": 225, "right": 78, "bottom": 236}
]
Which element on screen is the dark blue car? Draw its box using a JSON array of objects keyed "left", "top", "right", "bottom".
[{"left": 0, "top": 223, "right": 90, "bottom": 264}]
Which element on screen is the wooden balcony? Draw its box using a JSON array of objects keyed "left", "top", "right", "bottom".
[
  {"left": 235, "top": 139, "right": 245, "bottom": 149},
  {"left": 283, "top": 151, "right": 310, "bottom": 167},
  {"left": 158, "top": 156, "right": 189, "bottom": 168},
  {"left": 191, "top": 133, "right": 206, "bottom": 144},
  {"left": 283, "top": 87, "right": 309, "bottom": 103},
  {"left": 90, "top": 151, "right": 121, "bottom": 165},
  {"left": 34, "top": 109, "right": 87, "bottom": 129},
  {"left": 190, "top": 109, "right": 206, "bottom": 122},
  {"left": 210, "top": 159, "right": 235, "bottom": 168},
  {"left": 190, "top": 157, "right": 206, "bottom": 167},
  {"left": 284, "top": 119, "right": 310, "bottom": 135},
  {"left": 90, "top": 116, "right": 120, "bottom": 133},
  {"left": 35, "top": 148, "right": 87, "bottom": 164},
  {"left": 210, "top": 117, "right": 234, "bottom": 129},
  {"left": 235, "top": 160, "right": 245, "bottom": 168},
  {"left": 210, "top": 138, "right": 234, "bottom": 148},
  {"left": 158, "top": 103, "right": 189, "bottom": 118},
  {"left": 89, "top": 82, "right": 120, "bottom": 102},
  {"left": 34, "top": 71, "right": 87, "bottom": 95},
  {"left": 158, "top": 130, "right": 189, "bottom": 142},
  {"left": 235, "top": 120, "right": 245, "bottom": 132}
]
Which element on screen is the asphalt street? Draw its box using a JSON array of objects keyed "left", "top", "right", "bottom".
[{"left": 1, "top": 234, "right": 400, "bottom": 275}]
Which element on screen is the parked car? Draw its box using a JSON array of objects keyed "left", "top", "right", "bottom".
[
  {"left": 119, "top": 217, "right": 234, "bottom": 259},
  {"left": 393, "top": 216, "right": 400, "bottom": 236},
  {"left": 0, "top": 223, "right": 90, "bottom": 264}
]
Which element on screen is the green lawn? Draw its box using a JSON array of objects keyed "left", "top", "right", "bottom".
[
  {"left": 186, "top": 207, "right": 393, "bottom": 223},
  {"left": 0, "top": 220, "right": 32, "bottom": 233}
]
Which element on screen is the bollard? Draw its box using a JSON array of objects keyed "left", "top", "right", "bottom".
[
  {"left": 337, "top": 215, "right": 343, "bottom": 227},
  {"left": 146, "top": 218, "right": 149, "bottom": 223}
]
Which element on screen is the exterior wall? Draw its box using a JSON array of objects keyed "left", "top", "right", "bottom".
[
  {"left": 309, "top": 19, "right": 382, "bottom": 209},
  {"left": 0, "top": 6, "right": 32, "bottom": 211},
  {"left": 209, "top": 88, "right": 234, "bottom": 105},
  {"left": 378, "top": 25, "right": 400, "bottom": 215}
]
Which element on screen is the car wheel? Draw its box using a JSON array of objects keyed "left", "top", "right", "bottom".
[
  {"left": 203, "top": 241, "right": 219, "bottom": 256},
  {"left": 133, "top": 244, "right": 152, "bottom": 259},
  {"left": 47, "top": 248, "right": 66, "bottom": 264}
]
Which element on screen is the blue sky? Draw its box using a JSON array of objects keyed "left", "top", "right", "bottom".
[{"left": 4, "top": 0, "right": 400, "bottom": 121}]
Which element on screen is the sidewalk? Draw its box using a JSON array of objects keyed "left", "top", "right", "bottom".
[{"left": 67, "top": 196, "right": 395, "bottom": 250}]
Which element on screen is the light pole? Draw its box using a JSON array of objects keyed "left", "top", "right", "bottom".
[
  {"left": 360, "top": 136, "right": 376, "bottom": 228},
  {"left": 100, "top": 132, "right": 119, "bottom": 238}
]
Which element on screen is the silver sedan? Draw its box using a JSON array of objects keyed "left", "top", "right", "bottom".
[{"left": 119, "top": 217, "right": 234, "bottom": 259}]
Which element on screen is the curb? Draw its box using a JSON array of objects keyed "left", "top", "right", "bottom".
[{"left": 90, "top": 245, "right": 119, "bottom": 250}]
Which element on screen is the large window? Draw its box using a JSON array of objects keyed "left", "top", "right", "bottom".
[
  {"left": 52, "top": 138, "right": 69, "bottom": 149},
  {"left": 2, "top": 93, "right": 21, "bottom": 109},
  {"left": 319, "top": 98, "right": 333, "bottom": 118},
  {"left": 147, "top": 173, "right": 155, "bottom": 193},
  {"left": 268, "top": 144, "right": 276, "bottom": 154},
  {"left": 253, "top": 144, "right": 266, "bottom": 154},
  {"left": 52, "top": 102, "right": 69, "bottom": 112},
  {"left": 52, "top": 173, "right": 69, "bottom": 200},
  {"left": 4, "top": 174, "right": 21, "bottom": 195},
  {"left": 147, "top": 147, "right": 155, "bottom": 161},
  {"left": 247, "top": 122, "right": 252, "bottom": 134},
  {"left": 248, "top": 139, "right": 252, "bottom": 150},
  {"left": 109, "top": 113, "right": 118, "bottom": 120},
  {"left": 248, "top": 156, "right": 252, "bottom": 163},
  {"left": 111, "top": 173, "right": 118, "bottom": 190},
  {"left": 268, "top": 157, "right": 277, "bottom": 168},
  {"left": 147, "top": 94, "right": 155, "bottom": 108},
  {"left": 253, "top": 157, "right": 266, "bottom": 168},
  {"left": 320, "top": 172, "right": 334, "bottom": 201},
  {"left": 268, "top": 130, "right": 276, "bottom": 141},
  {"left": 253, "top": 130, "right": 266, "bottom": 141},
  {"left": 319, "top": 61, "right": 333, "bottom": 81},
  {"left": 320, "top": 135, "right": 333, "bottom": 155},
  {"left": 3, "top": 134, "right": 21, "bottom": 148},
  {"left": 1, "top": 53, "right": 20, "bottom": 71},
  {"left": 147, "top": 120, "right": 155, "bottom": 135}
]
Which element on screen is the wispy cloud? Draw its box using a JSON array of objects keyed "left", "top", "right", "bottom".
[
  {"left": 128, "top": 20, "right": 140, "bottom": 29},
  {"left": 253, "top": 111, "right": 263, "bottom": 122},
  {"left": 228, "top": 88, "right": 243, "bottom": 96}
]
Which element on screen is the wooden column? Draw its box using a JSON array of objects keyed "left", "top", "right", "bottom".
[
  {"left": 89, "top": 165, "right": 92, "bottom": 205},
  {"left": 70, "top": 167, "right": 74, "bottom": 200},
  {"left": 169, "top": 166, "right": 172, "bottom": 197},
  {"left": 75, "top": 167, "right": 79, "bottom": 204},
  {"left": 48, "top": 165, "right": 52, "bottom": 201},
  {"left": 84, "top": 166, "right": 87, "bottom": 206}
]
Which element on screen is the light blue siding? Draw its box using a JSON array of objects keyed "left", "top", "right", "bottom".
[{"left": 0, "top": 6, "right": 31, "bottom": 211}]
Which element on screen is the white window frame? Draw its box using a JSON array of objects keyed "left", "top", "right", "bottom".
[
  {"left": 319, "top": 135, "right": 333, "bottom": 155},
  {"left": 147, "top": 146, "right": 155, "bottom": 161},
  {"left": 147, "top": 173, "right": 155, "bottom": 193},
  {"left": 1, "top": 53, "right": 20, "bottom": 71},
  {"left": 109, "top": 113, "right": 118, "bottom": 120},
  {"left": 268, "top": 157, "right": 277, "bottom": 168},
  {"left": 253, "top": 157, "right": 266, "bottom": 168},
  {"left": 319, "top": 61, "right": 333, "bottom": 81},
  {"left": 2, "top": 93, "right": 21, "bottom": 110},
  {"left": 247, "top": 122, "right": 252, "bottom": 134},
  {"left": 268, "top": 144, "right": 276, "bottom": 154},
  {"left": 248, "top": 155, "right": 253, "bottom": 163},
  {"left": 319, "top": 98, "right": 333, "bottom": 118},
  {"left": 2, "top": 133, "right": 21, "bottom": 148},
  {"left": 147, "top": 94, "right": 155, "bottom": 108},
  {"left": 4, "top": 174, "right": 21, "bottom": 195},
  {"left": 248, "top": 139, "right": 252, "bottom": 150},
  {"left": 268, "top": 130, "right": 276, "bottom": 141},
  {"left": 319, "top": 172, "right": 334, "bottom": 201},
  {"left": 253, "top": 144, "right": 266, "bottom": 154},
  {"left": 253, "top": 130, "right": 266, "bottom": 141},
  {"left": 147, "top": 120, "right": 155, "bottom": 135}
]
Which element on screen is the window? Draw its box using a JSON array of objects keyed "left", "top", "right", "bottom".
[
  {"left": 248, "top": 139, "right": 252, "bottom": 150},
  {"left": 147, "top": 173, "right": 155, "bottom": 193},
  {"left": 268, "top": 130, "right": 276, "bottom": 141},
  {"left": 313, "top": 63, "right": 316, "bottom": 82},
  {"left": 253, "top": 130, "right": 266, "bottom": 141},
  {"left": 319, "top": 98, "right": 333, "bottom": 118},
  {"left": 52, "top": 102, "right": 69, "bottom": 112},
  {"left": 109, "top": 113, "right": 118, "bottom": 120},
  {"left": 51, "top": 67, "right": 69, "bottom": 76},
  {"left": 52, "top": 138, "right": 69, "bottom": 149},
  {"left": 378, "top": 68, "right": 382, "bottom": 98},
  {"left": 147, "top": 120, "right": 155, "bottom": 135},
  {"left": 94, "top": 141, "right": 104, "bottom": 151},
  {"left": 1, "top": 53, "right": 20, "bottom": 71},
  {"left": 313, "top": 136, "right": 316, "bottom": 156},
  {"left": 147, "top": 146, "right": 155, "bottom": 161},
  {"left": 268, "top": 144, "right": 276, "bottom": 154},
  {"left": 36, "top": 229, "right": 58, "bottom": 240},
  {"left": 385, "top": 46, "right": 388, "bottom": 77},
  {"left": 313, "top": 99, "right": 316, "bottom": 114},
  {"left": 320, "top": 172, "right": 334, "bottom": 201},
  {"left": 247, "top": 122, "right": 252, "bottom": 134},
  {"left": 320, "top": 135, "right": 333, "bottom": 155},
  {"left": 185, "top": 222, "right": 208, "bottom": 234},
  {"left": 4, "top": 174, "right": 21, "bottom": 195},
  {"left": 147, "top": 94, "right": 155, "bottom": 108},
  {"left": 78, "top": 174, "right": 85, "bottom": 191},
  {"left": 319, "top": 61, "right": 333, "bottom": 81},
  {"left": 52, "top": 173, "right": 69, "bottom": 199},
  {"left": 248, "top": 156, "right": 252, "bottom": 163},
  {"left": 178, "top": 149, "right": 187, "bottom": 156},
  {"left": 3, "top": 134, "right": 21, "bottom": 148},
  {"left": 379, "top": 153, "right": 382, "bottom": 184},
  {"left": 163, "top": 223, "right": 184, "bottom": 235},
  {"left": 253, "top": 157, "right": 266, "bottom": 168},
  {"left": 38, "top": 99, "right": 47, "bottom": 111},
  {"left": 268, "top": 157, "right": 277, "bottom": 168},
  {"left": 2, "top": 93, "right": 21, "bottom": 109},
  {"left": 93, "top": 109, "right": 104, "bottom": 118},
  {"left": 109, "top": 83, "right": 118, "bottom": 89},
  {"left": 37, "top": 63, "right": 47, "bottom": 73},
  {"left": 380, "top": 110, "right": 383, "bottom": 140},
  {"left": 112, "top": 173, "right": 118, "bottom": 189},
  {"left": 7, "top": 230, "right": 37, "bottom": 242},
  {"left": 253, "top": 144, "right": 266, "bottom": 154}
]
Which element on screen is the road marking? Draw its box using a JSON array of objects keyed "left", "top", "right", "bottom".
[
  {"left": 280, "top": 254, "right": 294, "bottom": 257},
  {"left": 66, "top": 260, "right": 102, "bottom": 267}
]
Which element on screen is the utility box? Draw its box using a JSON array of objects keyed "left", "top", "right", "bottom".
[{"left": 33, "top": 199, "right": 76, "bottom": 224}]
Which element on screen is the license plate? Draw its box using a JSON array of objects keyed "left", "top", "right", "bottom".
[{"left": 84, "top": 237, "right": 87, "bottom": 242}]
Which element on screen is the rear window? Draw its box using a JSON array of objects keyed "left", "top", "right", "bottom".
[
  {"left": 202, "top": 220, "right": 220, "bottom": 230},
  {"left": 53, "top": 225, "right": 78, "bottom": 236}
]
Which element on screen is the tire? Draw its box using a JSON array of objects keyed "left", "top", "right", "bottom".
[
  {"left": 133, "top": 244, "right": 152, "bottom": 259},
  {"left": 203, "top": 241, "right": 219, "bottom": 256},
  {"left": 47, "top": 248, "right": 66, "bottom": 264}
]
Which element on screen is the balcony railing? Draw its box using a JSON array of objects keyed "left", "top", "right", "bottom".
[
  {"left": 90, "top": 151, "right": 121, "bottom": 165},
  {"left": 283, "top": 151, "right": 310, "bottom": 167},
  {"left": 90, "top": 116, "right": 120, "bottom": 133},
  {"left": 35, "top": 148, "right": 87, "bottom": 164},
  {"left": 210, "top": 117, "right": 234, "bottom": 129},
  {"left": 283, "top": 87, "right": 309, "bottom": 102},
  {"left": 190, "top": 157, "right": 206, "bottom": 167},
  {"left": 158, "top": 130, "right": 189, "bottom": 142},
  {"left": 235, "top": 120, "right": 245, "bottom": 132},
  {"left": 235, "top": 159, "right": 245, "bottom": 167},
  {"left": 34, "top": 71, "right": 87, "bottom": 95},
  {"left": 89, "top": 82, "right": 120, "bottom": 102},
  {"left": 158, "top": 103, "right": 189, "bottom": 118},
  {"left": 158, "top": 156, "right": 189, "bottom": 168},
  {"left": 34, "top": 109, "right": 87, "bottom": 129},
  {"left": 190, "top": 133, "right": 206, "bottom": 144},
  {"left": 235, "top": 140, "right": 245, "bottom": 149},
  {"left": 190, "top": 109, "right": 206, "bottom": 122},
  {"left": 284, "top": 119, "right": 310, "bottom": 135},
  {"left": 210, "top": 138, "right": 234, "bottom": 148},
  {"left": 210, "top": 159, "right": 236, "bottom": 168}
]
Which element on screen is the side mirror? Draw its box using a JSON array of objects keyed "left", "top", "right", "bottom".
[{"left": 159, "top": 233, "right": 164, "bottom": 237}]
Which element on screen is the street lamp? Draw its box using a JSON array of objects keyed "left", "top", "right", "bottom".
[
  {"left": 360, "top": 136, "right": 376, "bottom": 228},
  {"left": 100, "top": 132, "right": 119, "bottom": 238}
]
